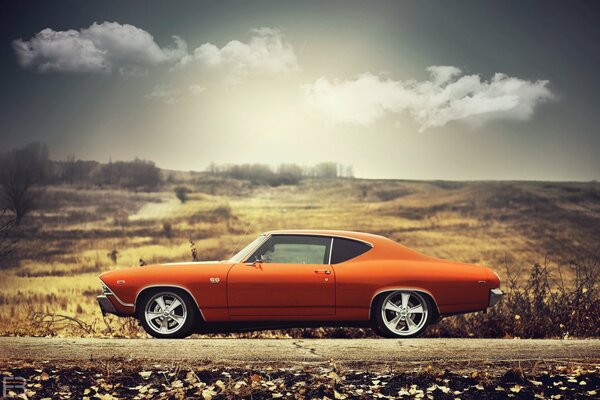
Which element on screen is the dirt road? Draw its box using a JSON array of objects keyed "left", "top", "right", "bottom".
[
  {"left": 2, "top": 338, "right": 599, "bottom": 399},
  {"left": 1, "top": 337, "right": 599, "bottom": 367}
]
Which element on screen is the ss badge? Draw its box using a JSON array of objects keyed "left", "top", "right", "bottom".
[{"left": 209, "top": 277, "right": 221, "bottom": 284}]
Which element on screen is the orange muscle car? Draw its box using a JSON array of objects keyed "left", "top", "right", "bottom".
[{"left": 97, "top": 230, "right": 503, "bottom": 338}]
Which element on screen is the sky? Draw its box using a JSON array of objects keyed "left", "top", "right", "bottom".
[{"left": 1, "top": 0, "right": 599, "bottom": 181}]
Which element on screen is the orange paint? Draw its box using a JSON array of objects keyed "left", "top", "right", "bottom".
[{"left": 98, "top": 230, "right": 501, "bottom": 326}]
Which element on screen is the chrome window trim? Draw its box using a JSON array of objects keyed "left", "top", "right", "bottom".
[
  {"left": 243, "top": 233, "right": 336, "bottom": 265},
  {"left": 329, "top": 236, "right": 374, "bottom": 265},
  {"left": 240, "top": 234, "right": 272, "bottom": 263},
  {"left": 368, "top": 287, "right": 440, "bottom": 319},
  {"left": 133, "top": 284, "right": 205, "bottom": 320},
  {"left": 99, "top": 278, "right": 134, "bottom": 308},
  {"left": 267, "top": 232, "right": 374, "bottom": 248}
]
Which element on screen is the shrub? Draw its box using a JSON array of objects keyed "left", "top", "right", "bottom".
[
  {"left": 428, "top": 256, "right": 600, "bottom": 338},
  {"left": 212, "top": 205, "right": 232, "bottom": 220},
  {"left": 107, "top": 249, "right": 119, "bottom": 265},
  {"left": 162, "top": 222, "right": 173, "bottom": 238},
  {"left": 174, "top": 186, "right": 188, "bottom": 203}
]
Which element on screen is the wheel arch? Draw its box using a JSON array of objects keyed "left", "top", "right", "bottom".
[
  {"left": 135, "top": 285, "right": 205, "bottom": 321},
  {"left": 369, "top": 287, "right": 440, "bottom": 321}
]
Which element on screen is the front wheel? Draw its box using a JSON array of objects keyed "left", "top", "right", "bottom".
[
  {"left": 138, "top": 290, "right": 196, "bottom": 338},
  {"left": 373, "top": 291, "right": 432, "bottom": 338}
]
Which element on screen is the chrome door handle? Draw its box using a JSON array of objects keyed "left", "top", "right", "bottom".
[{"left": 315, "top": 270, "right": 331, "bottom": 275}]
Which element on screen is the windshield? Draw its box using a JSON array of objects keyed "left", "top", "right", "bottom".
[{"left": 229, "top": 235, "right": 266, "bottom": 262}]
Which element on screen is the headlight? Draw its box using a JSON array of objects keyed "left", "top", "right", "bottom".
[{"left": 101, "top": 281, "right": 111, "bottom": 294}]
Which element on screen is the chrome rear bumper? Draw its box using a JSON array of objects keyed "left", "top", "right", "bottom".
[{"left": 488, "top": 288, "right": 504, "bottom": 308}]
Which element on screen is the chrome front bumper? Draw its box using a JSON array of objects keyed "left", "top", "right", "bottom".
[
  {"left": 488, "top": 288, "right": 504, "bottom": 308},
  {"left": 97, "top": 294, "right": 118, "bottom": 315}
]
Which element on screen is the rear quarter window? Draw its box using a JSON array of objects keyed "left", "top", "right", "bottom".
[{"left": 331, "top": 238, "right": 372, "bottom": 264}]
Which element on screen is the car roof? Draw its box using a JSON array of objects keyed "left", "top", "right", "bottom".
[{"left": 264, "top": 229, "right": 388, "bottom": 246}]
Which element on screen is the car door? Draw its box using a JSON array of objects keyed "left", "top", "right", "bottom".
[{"left": 227, "top": 234, "right": 335, "bottom": 317}]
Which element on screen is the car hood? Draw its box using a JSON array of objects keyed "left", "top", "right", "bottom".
[{"left": 99, "top": 260, "right": 233, "bottom": 283}]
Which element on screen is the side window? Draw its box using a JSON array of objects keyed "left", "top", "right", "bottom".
[
  {"left": 247, "top": 235, "right": 331, "bottom": 264},
  {"left": 331, "top": 238, "right": 371, "bottom": 264}
]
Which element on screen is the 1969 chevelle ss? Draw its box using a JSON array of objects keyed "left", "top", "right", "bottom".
[{"left": 97, "top": 230, "right": 503, "bottom": 338}]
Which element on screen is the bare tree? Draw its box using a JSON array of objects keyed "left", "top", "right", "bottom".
[
  {"left": 0, "top": 142, "right": 48, "bottom": 225},
  {"left": 0, "top": 209, "right": 17, "bottom": 259},
  {"left": 94, "top": 158, "right": 160, "bottom": 190},
  {"left": 314, "top": 162, "right": 338, "bottom": 179},
  {"left": 63, "top": 154, "right": 76, "bottom": 184}
]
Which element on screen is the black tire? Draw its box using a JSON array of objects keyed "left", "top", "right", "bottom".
[
  {"left": 137, "top": 288, "right": 197, "bottom": 339},
  {"left": 372, "top": 290, "right": 433, "bottom": 338}
]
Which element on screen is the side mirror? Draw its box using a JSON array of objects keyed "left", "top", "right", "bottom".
[{"left": 245, "top": 255, "right": 265, "bottom": 266}]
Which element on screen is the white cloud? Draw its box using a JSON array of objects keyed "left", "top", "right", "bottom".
[
  {"left": 145, "top": 83, "right": 180, "bottom": 104},
  {"left": 426, "top": 65, "right": 462, "bottom": 86},
  {"left": 303, "top": 67, "right": 554, "bottom": 131},
  {"left": 145, "top": 83, "right": 205, "bottom": 104},
  {"left": 176, "top": 27, "right": 298, "bottom": 81},
  {"left": 12, "top": 22, "right": 187, "bottom": 74},
  {"left": 187, "top": 84, "right": 205, "bottom": 96}
]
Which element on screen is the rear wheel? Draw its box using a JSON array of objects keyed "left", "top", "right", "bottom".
[
  {"left": 138, "top": 290, "right": 196, "bottom": 338},
  {"left": 373, "top": 291, "right": 432, "bottom": 338}
]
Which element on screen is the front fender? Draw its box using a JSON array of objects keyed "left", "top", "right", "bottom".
[{"left": 99, "top": 262, "right": 233, "bottom": 321}]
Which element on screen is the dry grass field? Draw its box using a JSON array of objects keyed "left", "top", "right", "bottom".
[{"left": 1, "top": 176, "right": 599, "bottom": 338}]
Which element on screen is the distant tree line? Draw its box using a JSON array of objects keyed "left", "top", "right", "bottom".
[
  {"left": 47, "top": 157, "right": 160, "bottom": 190},
  {"left": 0, "top": 142, "right": 354, "bottom": 224},
  {"left": 206, "top": 162, "right": 354, "bottom": 186},
  {"left": 0, "top": 143, "right": 160, "bottom": 224}
]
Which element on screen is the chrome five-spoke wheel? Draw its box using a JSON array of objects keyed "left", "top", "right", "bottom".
[
  {"left": 374, "top": 291, "right": 432, "bottom": 338},
  {"left": 139, "top": 290, "right": 196, "bottom": 338}
]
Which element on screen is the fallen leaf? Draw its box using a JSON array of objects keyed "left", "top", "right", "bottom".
[
  {"left": 202, "top": 388, "right": 216, "bottom": 400},
  {"left": 171, "top": 379, "right": 183, "bottom": 388},
  {"left": 214, "top": 380, "right": 225, "bottom": 390},
  {"left": 437, "top": 385, "right": 450, "bottom": 394},
  {"left": 329, "top": 371, "right": 341, "bottom": 383},
  {"left": 234, "top": 381, "right": 246, "bottom": 389}
]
